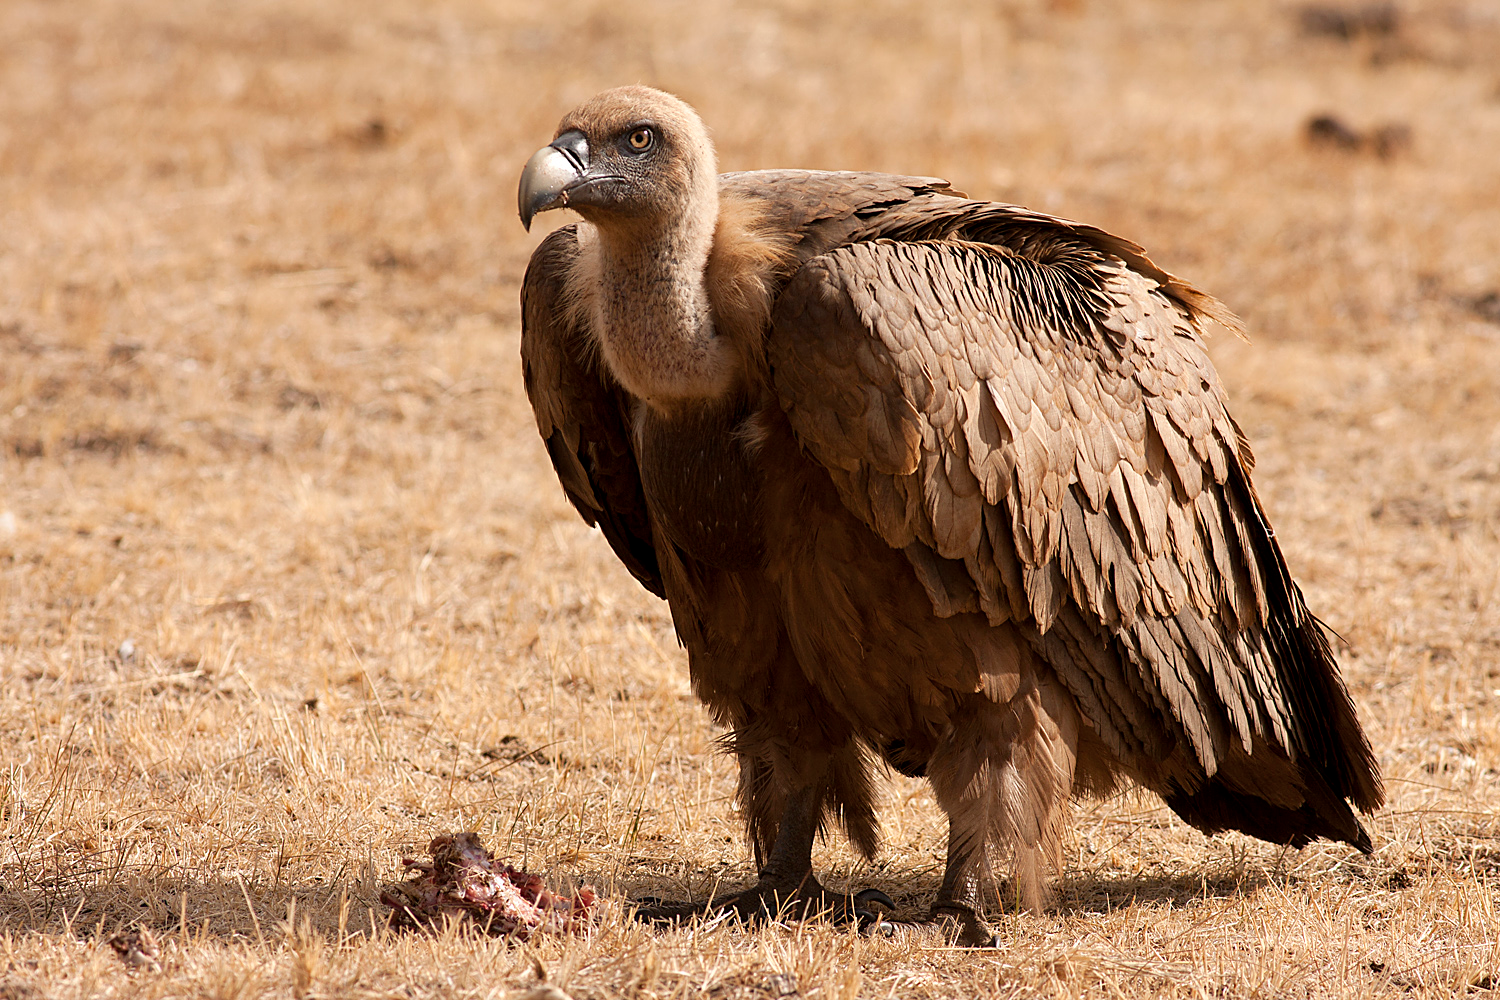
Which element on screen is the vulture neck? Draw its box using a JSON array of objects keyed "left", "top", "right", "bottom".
[{"left": 587, "top": 196, "right": 738, "bottom": 412}]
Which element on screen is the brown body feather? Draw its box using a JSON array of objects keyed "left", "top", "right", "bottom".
[{"left": 520, "top": 90, "right": 1381, "bottom": 929}]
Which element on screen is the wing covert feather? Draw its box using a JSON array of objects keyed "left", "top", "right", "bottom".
[{"left": 768, "top": 231, "right": 1378, "bottom": 810}]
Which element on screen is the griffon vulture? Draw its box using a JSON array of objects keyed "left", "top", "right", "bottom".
[{"left": 517, "top": 86, "right": 1382, "bottom": 944}]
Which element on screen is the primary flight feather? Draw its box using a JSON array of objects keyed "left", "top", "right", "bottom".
[{"left": 518, "top": 86, "right": 1382, "bottom": 944}]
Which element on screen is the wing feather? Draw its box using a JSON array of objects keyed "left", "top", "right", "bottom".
[{"left": 769, "top": 226, "right": 1380, "bottom": 814}]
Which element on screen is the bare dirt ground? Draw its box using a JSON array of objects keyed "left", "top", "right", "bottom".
[{"left": 1, "top": 1, "right": 1498, "bottom": 996}]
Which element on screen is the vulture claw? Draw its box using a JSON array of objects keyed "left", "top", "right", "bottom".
[
  {"left": 850, "top": 887, "right": 898, "bottom": 934},
  {"left": 629, "top": 896, "right": 708, "bottom": 925},
  {"left": 853, "top": 887, "right": 897, "bottom": 911},
  {"left": 928, "top": 903, "right": 1000, "bottom": 948},
  {"left": 860, "top": 914, "right": 900, "bottom": 938}
]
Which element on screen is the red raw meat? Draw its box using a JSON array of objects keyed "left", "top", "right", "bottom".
[{"left": 381, "top": 832, "right": 597, "bottom": 939}]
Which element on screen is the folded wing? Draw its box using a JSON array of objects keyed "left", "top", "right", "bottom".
[{"left": 767, "top": 224, "right": 1383, "bottom": 846}]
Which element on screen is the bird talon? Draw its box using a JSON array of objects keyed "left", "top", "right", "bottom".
[
  {"left": 629, "top": 896, "right": 708, "bottom": 925},
  {"left": 854, "top": 908, "right": 898, "bottom": 935},
  {"left": 853, "top": 887, "right": 896, "bottom": 911},
  {"left": 928, "top": 903, "right": 1000, "bottom": 948}
]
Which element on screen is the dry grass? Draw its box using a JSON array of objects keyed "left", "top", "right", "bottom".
[{"left": 1, "top": 0, "right": 1498, "bottom": 996}]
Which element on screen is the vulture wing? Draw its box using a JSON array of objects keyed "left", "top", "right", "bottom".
[
  {"left": 767, "top": 208, "right": 1384, "bottom": 845},
  {"left": 521, "top": 225, "right": 662, "bottom": 597}
]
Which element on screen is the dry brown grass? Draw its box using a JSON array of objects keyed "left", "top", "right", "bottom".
[{"left": 1, "top": 0, "right": 1498, "bottom": 996}]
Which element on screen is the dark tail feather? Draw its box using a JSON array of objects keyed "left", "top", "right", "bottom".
[
  {"left": 1228, "top": 467, "right": 1385, "bottom": 816},
  {"left": 1164, "top": 777, "right": 1373, "bottom": 854}
]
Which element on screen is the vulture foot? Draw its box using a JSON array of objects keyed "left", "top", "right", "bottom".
[
  {"left": 863, "top": 903, "right": 998, "bottom": 948},
  {"left": 927, "top": 901, "right": 999, "bottom": 947},
  {"left": 631, "top": 778, "right": 896, "bottom": 932},
  {"left": 632, "top": 882, "right": 895, "bottom": 932}
]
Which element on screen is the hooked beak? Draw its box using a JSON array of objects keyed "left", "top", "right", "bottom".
[{"left": 518, "top": 129, "right": 598, "bottom": 231}]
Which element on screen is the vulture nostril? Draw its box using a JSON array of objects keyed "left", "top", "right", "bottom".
[{"left": 550, "top": 129, "right": 590, "bottom": 172}]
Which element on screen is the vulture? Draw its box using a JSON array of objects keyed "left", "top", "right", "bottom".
[{"left": 516, "top": 86, "right": 1383, "bottom": 945}]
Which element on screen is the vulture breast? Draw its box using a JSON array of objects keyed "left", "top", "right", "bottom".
[{"left": 635, "top": 403, "right": 765, "bottom": 571}]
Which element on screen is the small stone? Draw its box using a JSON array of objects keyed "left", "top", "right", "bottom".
[
  {"left": 108, "top": 927, "right": 161, "bottom": 972},
  {"left": 768, "top": 973, "right": 800, "bottom": 997},
  {"left": 515, "top": 986, "right": 574, "bottom": 1000}
]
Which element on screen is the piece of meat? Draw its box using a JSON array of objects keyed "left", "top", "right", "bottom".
[{"left": 380, "top": 832, "right": 597, "bottom": 940}]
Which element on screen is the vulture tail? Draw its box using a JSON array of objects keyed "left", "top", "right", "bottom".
[
  {"left": 1230, "top": 467, "right": 1385, "bottom": 818},
  {"left": 1163, "top": 776, "right": 1374, "bottom": 854},
  {"left": 1161, "top": 469, "right": 1383, "bottom": 853}
]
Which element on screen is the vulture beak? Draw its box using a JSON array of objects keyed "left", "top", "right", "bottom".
[{"left": 518, "top": 129, "right": 615, "bottom": 231}]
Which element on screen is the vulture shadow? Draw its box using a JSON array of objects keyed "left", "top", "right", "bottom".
[
  {"left": 0, "top": 856, "right": 1338, "bottom": 943},
  {"left": 1054, "top": 870, "right": 1274, "bottom": 913},
  {"left": 611, "top": 863, "right": 1278, "bottom": 925}
]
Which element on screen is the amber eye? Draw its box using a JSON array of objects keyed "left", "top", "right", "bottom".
[{"left": 626, "top": 127, "right": 654, "bottom": 152}]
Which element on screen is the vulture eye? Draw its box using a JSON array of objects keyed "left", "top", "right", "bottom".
[{"left": 625, "top": 127, "right": 654, "bottom": 153}]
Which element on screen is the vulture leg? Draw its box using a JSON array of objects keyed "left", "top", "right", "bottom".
[
  {"left": 634, "top": 766, "right": 892, "bottom": 928},
  {"left": 929, "top": 815, "right": 999, "bottom": 947},
  {"left": 922, "top": 673, "right": 1081, "bottom": 944}
]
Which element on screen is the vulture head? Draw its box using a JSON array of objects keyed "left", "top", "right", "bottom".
[
  {"left": 518, "top": 87, "right": 758, "bottom": 407},
  {"left": 519, "top": 86, "right": 718, "bottom": 237}
]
